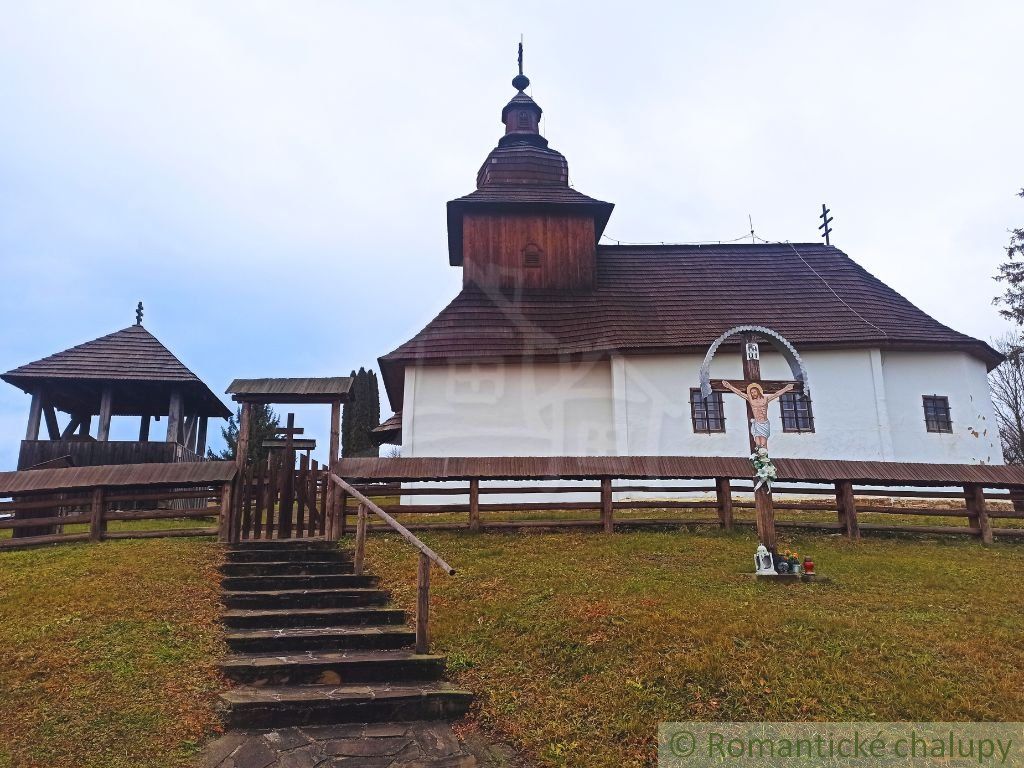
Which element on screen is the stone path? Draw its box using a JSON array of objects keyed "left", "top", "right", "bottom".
[{"left": 199, "top": 721, "right": 529, "bottom": 768}]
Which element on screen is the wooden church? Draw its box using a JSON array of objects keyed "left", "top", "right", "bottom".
[{"left": 377, "top": 56, "right": 1004, "bottom": 467}]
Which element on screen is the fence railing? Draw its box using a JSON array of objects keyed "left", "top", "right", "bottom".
[
  {"left": 0, "top": 483, "right": 229, "bottom": 549},
  {"left": 329, "top": 473, "right": 454, "bottom": 654},
  {"left": 334, "top": 477, "right": 1024, "bottom": 544}
]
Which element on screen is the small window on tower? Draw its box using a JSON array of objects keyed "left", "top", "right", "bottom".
[
  {"left": 923, "top": 395, "right": 952, "bottom": 433},
  {"left": 517, "top": 109, "right": 531, "bottom": 128},
  {"left": 523, "top": 243, "right": 542, "bottom": 267}
]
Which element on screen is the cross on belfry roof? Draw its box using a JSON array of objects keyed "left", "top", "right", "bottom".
[
  {"left": 518, "top": 40, "right": 523, "bottom": 76},
  {"left": 135, "top": 301, "right": 144, "bottom": 325}
]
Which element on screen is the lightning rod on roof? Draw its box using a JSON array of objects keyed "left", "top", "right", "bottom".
[{"left": 819, "top": 203, "right": 833, "bottom": 246}]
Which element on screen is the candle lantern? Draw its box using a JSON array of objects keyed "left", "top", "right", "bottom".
[{"left": 754, "top": 545, "right": 776, "bottom": 575}]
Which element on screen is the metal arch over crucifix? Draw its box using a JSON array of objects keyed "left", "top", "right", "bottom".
[{"left": 698, "top": 325, "right": 810, "bottom": 552}]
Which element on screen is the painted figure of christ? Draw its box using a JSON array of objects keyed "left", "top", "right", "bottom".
[{"left": 720, "top": 380, "right": 795, "bottom": 449}]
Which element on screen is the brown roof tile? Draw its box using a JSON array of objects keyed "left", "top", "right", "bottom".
[{"left": 379, "top": 243, "right": 999, "bottom": 409}]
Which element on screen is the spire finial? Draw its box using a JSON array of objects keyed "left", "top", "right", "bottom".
[
  {"left": 512, "top": 38, "right": 530, "bottom": 91},
  {"left": 135, "top": 301, "right": 144, "bottom": 325}
]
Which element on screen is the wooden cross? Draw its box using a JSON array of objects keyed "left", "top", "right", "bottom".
[
  {"left": 711, "top": 334, "right": 805, "bottom": 554},
  {"left": 273, "top": 413, "right": 305, "bottom": 454}
]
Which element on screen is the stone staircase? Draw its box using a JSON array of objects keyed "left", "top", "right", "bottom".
[{"left": 217, "top": 539, "right": 472, "bottom": 730}]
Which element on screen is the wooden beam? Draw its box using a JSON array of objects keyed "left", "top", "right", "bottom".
[
  {"left": 715, "top": 477, "right": 733, "bottom": 530},
  {"left": 416, "top": 551, "right": 431, "bottom": 654},
  {"left": 89, "top": 487, "right": 106, "bottom": 543},
  {"left": 354, "top": 503, "right": 368, "bottom": 575},
  {"left": 138, "top": 414, "right": 151, "bottom": 441},
  {"left": 42, "top": 402, "right": 60, "bottom": 440},
  {"left": 218, "top": 481, "right": 234, "bottom": 543},
  {"left": 196, "top": 417, "right": 209, "bottom": 456},
  {"left": 25, "top": 390, "right": 42, "bottom": 440},
  {"left": 329, "top": 399, "right": 342, "bottom": 467},
  {"left": 835, "top": 480, "right": 860, "bottom": 541},
  {"left": 166, "top": 390, "right": 183, "bottom": 444},
  {"left": 600, "top": 477, "right": 614, "bottom": 533},
  {"left": 708, "top": 379, "right": 803, "bottom": 394},
  {"left": 61, "top": 416, "right": 82, "bottom": 439},
  {"left": 754, "top": 488, "right": 776, "bottom": 551},
  {"left": 79, "top": 414, "right": 91, "bottom": 437},
  {"left": 964, "top": 484, "right": 993, "bottom": 545},
  {"left": 468, "top": 478, "right": 481, "bottom": 532},
  {"left": 97, "top": 387, "right": 114, "bottom": 442},
  {"left": 235, "top": 402, "right": 252, "bottom": 468},
  {"left": 183, "top": 415, "right": 198, "bottom": 452}
]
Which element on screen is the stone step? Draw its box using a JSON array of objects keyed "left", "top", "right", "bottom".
[
  {"left": 222, "top": 606, "right": 407, "bottom": 630},
  {"left": 221, "top": 573, "right": 377, "bottom": 592},
  {"left": 226, "top": 549, "right": 353, "bottom": 564},
  {"left": 220, "top": 560, "right": 355, "bottom": 577},
  {"left": 225, "top": 625, "right": 415, "bottom": 654},
  {"left": 222, "top": 588, "right": 390, "bottom": 610},
  {"left": 220, "top": 683, "right": 474, "bottom": 729},
  {"left": 230, "top": 538, "right": 332, "bottom": 549},
  {"left": 219, "top": 649, "right": 447, "bottom": 686}
]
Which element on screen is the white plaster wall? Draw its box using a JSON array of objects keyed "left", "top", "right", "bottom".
[
  {"left": 402, "top": 359, "right": 616, "bottom": 458},
  {"left": 620, "top": 350, "right": 891, "bottom": 461},
  {"left": 398, "top": 348, "right": 1001, "bottom": 504},
  {"left": 881, "top": 351, "right": 1002, "bottom": 465}
]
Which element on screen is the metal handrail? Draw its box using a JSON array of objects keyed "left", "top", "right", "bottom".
[{"left": 329, "top": 473, "right": 455, "bottom": 575}]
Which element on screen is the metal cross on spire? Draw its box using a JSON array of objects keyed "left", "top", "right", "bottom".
[
  {"left": 135, "top": 301, "right": 144, "bottom": 325},
  {"left": 819, "top": 203, "right": 833, "bottom": 246},
  {"left": 517, "top": 39, "right": 523, "bottom": 76}
]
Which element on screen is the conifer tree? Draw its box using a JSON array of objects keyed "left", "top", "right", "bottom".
[
  {"left": 342, "top": 367, "right": 381, "bottom": 457},
  {"left": 212, "top": 404, "right": 280, "bottom": 463}
]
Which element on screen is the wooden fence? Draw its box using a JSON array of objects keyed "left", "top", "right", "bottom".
[
  {"left": 336, "top": 478, "right": 1024, "bottom": 544},
  {"left": 232, "top": 455, "right": 330, "bottom": 541}
]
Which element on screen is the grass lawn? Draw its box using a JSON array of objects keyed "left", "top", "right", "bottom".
[
  {"left": 367, "top": 528, "right": 1024, "bottom": 768},
  {"left": 0, "top": 537, "right": 225, "bottom": 768}
]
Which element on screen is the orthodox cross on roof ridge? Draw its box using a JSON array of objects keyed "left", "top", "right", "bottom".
[
  {"left": 819, "top": 203, "right": 833, "bottom": 246},
  {"left": 135, "top": 301, "right": 144, "bottom": 326}
]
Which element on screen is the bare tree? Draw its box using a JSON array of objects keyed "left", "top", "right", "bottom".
[{"left": 990, "top": 334, "right": 1024, "bottom": 464}]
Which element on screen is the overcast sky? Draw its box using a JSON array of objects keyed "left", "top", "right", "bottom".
[{"left": 1, "top": 1, "right": 1021, "bottom": 468}]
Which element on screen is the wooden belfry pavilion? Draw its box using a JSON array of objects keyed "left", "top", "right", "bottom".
[{"left": 2, "top": 307, "right": 230, "bottom": 470}]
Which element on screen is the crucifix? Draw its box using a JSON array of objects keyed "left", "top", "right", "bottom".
[
  {"left": 707, "top": 333, "right": 805, "bottom": 554},
  {"left": 273, "top": 413, "right": 305, "bottom": 538}
]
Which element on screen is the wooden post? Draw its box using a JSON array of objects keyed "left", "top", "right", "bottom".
[
  {"left": 25, "top": 389, "right": 43, "bottom": 440},
  {"left": 600, "top": 477, "right": 614, "bottom": 533},
  {"left": 138, "top": 414, "right": 151, "bottom": 441},
  {"left": 89, "top": 487, "right": 106, "bottom": 543},
  {"left": 235, "top": 402, "right": 252, "bottom": 469},
  {"left": 196, "top": 416, "right": 208, "bottom": 456},
  {"left": 61, "top": 416, "right": 82, "bottom": 439},
  {"left": 715, "top": 477, "right": 733, "bottom": 530},
  {"left": 468, "top": 479, "right": 481, "bottom": 532},
  {"left": 835, "top": 480, "right": 860, "bottom": 541},
  {"left": 183, "top": 415, "right": 198, "bottom": 452},
  {"left": 964, "top": 484, "right": 993, "bottom": 545},
  {"left": 218, "top": 481, "right": 234, "bottom": 543},
  {"left": 416, "top": 551, "right": 431, "bottom": 654},
  {"left": 79, "top": 414, "right": 92, "bottom": 438},
  {"left": 354, "top": 503, "right": 368, "bottom": 575},
  {"left": 166, "top": 390, "right": 184, "bottom": 444},
  {"left": 333, "top": 489, "right": 347, "bottom": 540},
  {"left": 329, "top": 399, "right": 342, "bottom": 468},
  {"left": 42, "top": 403, "right": 60, "bottom": 440},
  {"left": 97, "top": 387, "right": 114, "bottom": 441},
  {"left": 754, "top": 487, "right": 776, "bottom": 551}
]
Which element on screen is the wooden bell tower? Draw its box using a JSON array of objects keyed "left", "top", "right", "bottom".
[{"left": 445, "top": 45, "right": 614, "bottom": 293}]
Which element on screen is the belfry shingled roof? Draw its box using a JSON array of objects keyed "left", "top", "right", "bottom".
[
  {"left": 2, "top": 324, "right": 230, "bottom": 418},
  {"left": 379, "top": 242, "right": 1000, "bottom": 408}
]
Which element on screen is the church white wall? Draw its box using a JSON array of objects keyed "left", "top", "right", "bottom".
[
  {"left": 880, "top": 352, "right": 1002, "bottom": 465},
  {"left": 398, "top": 348, "right": 1001, "bottom": 503},
  {"left": 402, "top": 359, "right": 616, "bottom": 458}
]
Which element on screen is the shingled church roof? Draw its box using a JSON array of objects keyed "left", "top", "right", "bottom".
[
  {"left": 2, "top": 324, "right": 229, "bottom": 417},
  {"left": 379, "top": 242, "right": 1001, "bottom": 409}
]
